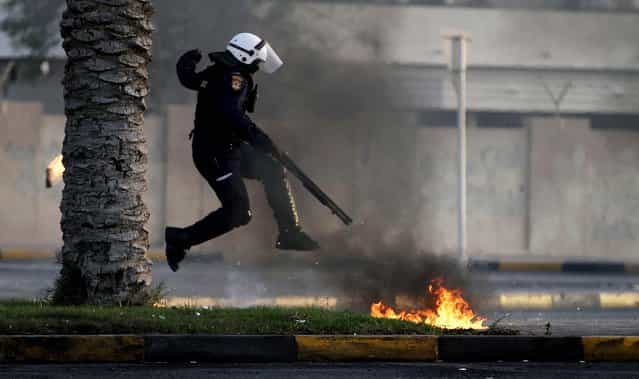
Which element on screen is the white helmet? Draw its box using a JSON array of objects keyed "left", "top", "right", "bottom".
[{"left": 226, "top": 32, "right": 283, "bottom": 74}]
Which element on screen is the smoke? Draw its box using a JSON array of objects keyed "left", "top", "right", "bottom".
[
  {"left": 311, "top": 224, "right": 472, "bottom": 310},
  {"left": 151, "top": 1, "right": 477, "bottom": 304},
  {"left": 250, "top": 5, "right": 464, "bottom": 308}
]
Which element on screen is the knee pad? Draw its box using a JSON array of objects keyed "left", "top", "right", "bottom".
[{"left": 229, "top": 207, "right": 252, "bottom": 228}]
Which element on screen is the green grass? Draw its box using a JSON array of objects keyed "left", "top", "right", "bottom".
[
  {"left": 0, "top": 300, "right": 442, "bottom": 335},
  {"left": 0, "top": 300, "right": 516, "bottom": 335}
]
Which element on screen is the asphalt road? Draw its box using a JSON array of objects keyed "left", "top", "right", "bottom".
[
  {"left": 1, "top": 260, "right": 639, "bottom": 336},
  {"left": 3, "top": 260, "right": 639, "bottom": 299},
  {"left": 2, "top": 363, "right": 639, "bottom": 379}
]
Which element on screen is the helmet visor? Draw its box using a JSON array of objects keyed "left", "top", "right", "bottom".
[{"left": 261, "top": 43, "right": 283, "bottom": 74}]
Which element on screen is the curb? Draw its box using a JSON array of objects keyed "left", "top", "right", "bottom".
[
  {"left": 0, "top": 249, "right": 59, "bottom": 261},
  {"left": 0, "top": 249, "right": 225, "bottom": 263},
  {"left": 494, "top": 291, "right": 639, "bottom": 310},
  {"left": 0, "top": 335, "right": 144, "bottom": 362},
  {"left": 470, "top": 260, "right": 639, "bottom": 274},
  {"left": 0, "top": 249, "right": 166, "bottom": 262},
  {"left": 158, "top": 292, "right": 639, "bottom": 310},
  {"left": 1, "top": 335, "right": 638, "bottom": 363}
]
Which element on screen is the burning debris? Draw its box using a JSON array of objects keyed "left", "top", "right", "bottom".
[
  {"left": 371, "top": 278, "right": 487, "bottom": 330},
  {"left": 46, "top": 154, "right": 64, "bottom": 188}
]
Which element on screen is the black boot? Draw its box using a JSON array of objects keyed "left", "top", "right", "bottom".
[
  {"left": 165, "top": 227, "right": 191, "bottom": 272},
  {"left": 261, "top": 165, "right": 319, "bottom": 251},
  {"left": 276, "top": 227, "right": 320, "bottom": 251}
]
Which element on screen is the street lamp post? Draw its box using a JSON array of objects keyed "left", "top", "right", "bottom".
[{"left": 444, "top": 33, "right": 471, "bottom": 264}]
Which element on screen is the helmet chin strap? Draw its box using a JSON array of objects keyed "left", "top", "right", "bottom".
[{"left": 248, "top": 62, "right": 260, "bottom": 74}]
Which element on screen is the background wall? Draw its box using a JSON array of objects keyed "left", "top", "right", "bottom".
[{"left": 3, "top": 104, "right": 639, "bottom": 260}]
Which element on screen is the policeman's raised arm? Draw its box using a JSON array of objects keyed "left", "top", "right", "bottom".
[{"left": 176, "top": 49, "right": 204, "bottom": 90}]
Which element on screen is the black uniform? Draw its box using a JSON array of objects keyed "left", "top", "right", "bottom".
[{"left": 165, "top": 50, "right": 317, "bottom": 270}]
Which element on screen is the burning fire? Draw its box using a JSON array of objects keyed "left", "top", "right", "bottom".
[
  {"left": 370, "top": 279, "right": 487, "bottom": 330},
  {"left": 46, "top": 154, "right": 65, "bottom": 188}
]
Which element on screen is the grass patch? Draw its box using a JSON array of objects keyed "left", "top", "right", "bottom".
[{"left": 0, "top": 300, "right": 514, "bottom": 335}]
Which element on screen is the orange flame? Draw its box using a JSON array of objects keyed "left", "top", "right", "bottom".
[
  {"left": 370, "top": 279, "right": 487, "bottom": 330},
  {"left": 46, "top": 154, "right": 65, "bottom": 188}
]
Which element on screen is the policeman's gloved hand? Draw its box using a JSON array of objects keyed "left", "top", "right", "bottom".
[
  {"left": 184, "top": 49, "right": 203, "bottom": 63},
  {"left": 246, "top": 84, "right": 258, "bottom": 113},
  {"left": 252, "top": 127, "right": 275, "bottom": 153}
]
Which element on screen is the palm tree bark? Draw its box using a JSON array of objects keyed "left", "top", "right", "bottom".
[{"left": 57, "top": 0, "right": 153, "bottom": 305}]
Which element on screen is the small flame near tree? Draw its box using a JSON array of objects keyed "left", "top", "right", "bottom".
[
  {"left": 46, "top": 154, "right": 65, "bottom": 188},
  {"left": 370, "top": 278, "right": 487, "bottom": 330}
]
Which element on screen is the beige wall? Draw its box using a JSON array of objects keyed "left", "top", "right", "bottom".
[
  {"left": 0, "top": 104, "right": 165, "bottom": 250},
  {"left": 35, "top": 114, "right": 65, "bottom": 247},
  {"left": 143, "top": 116, "right": 165, "bottom": 246},
  {"left": 0, "top": 102, "right": 44, "bottom": 248},
  {"left": 414, "top": 121, "right": 528, "bottom": 256},
  {"left": 2, "top": 103, "right": 638, "bottom": 261},
  {"left": 413, "top": 116, "right": 639, "bottom": 259},
  {"left": 529, "top": 117, "right": 639, "bottom": 258}
]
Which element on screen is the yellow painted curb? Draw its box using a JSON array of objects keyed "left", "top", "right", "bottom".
[
  {"left": 159, "top": 296, "right": 339, "bottom": 309},
  {"left": 498, "top": 262, "right": 562, "bottom": 272},
  {"left": 147, "top": 250, "right": 166, "bottom": 262},
  {"left": 295, "top": 335, "right": 438, "bottom": 361},
  {"left": 599, "top": 293, "right": 639, "bottom": 309},
  {"left": 498, "top": 292, "right": 639, "bottom": 309},
  {"left": 0, "top": 250, "right": 55, "bottom": 260},
  {"left": 0, "top": 335, "right": 144, "bottom": 362},
  {"left": 583, "top": 337, "right": 639, "bottom": 361},
  {"left": 275, "top": 296, "right": 338, "bottom": 308},
  {"left": 551, "top": 293, "right": 600, "bottom": 308},
  {"left": 499, "top": 293, "right": 553, "bottom": 309}
]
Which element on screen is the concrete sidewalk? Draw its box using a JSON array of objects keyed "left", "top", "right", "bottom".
[{"left": 1, "top": 335, "right": 638, "bottom": 363}]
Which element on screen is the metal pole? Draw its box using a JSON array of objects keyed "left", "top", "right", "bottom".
[
  {"left": 446, "top": 34, "right": 469, "bottom": 263},
  {"left": 457, "top": 60, "right": 467, "bottom": 263}
]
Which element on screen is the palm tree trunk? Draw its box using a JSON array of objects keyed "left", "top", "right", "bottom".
[{"left": 56, "top": 0, "right": 154, "bottom": 305}]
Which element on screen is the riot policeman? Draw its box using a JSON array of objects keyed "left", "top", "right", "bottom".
[{"left": 165, "top": 33, "right": 319, "bottom": 272}]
